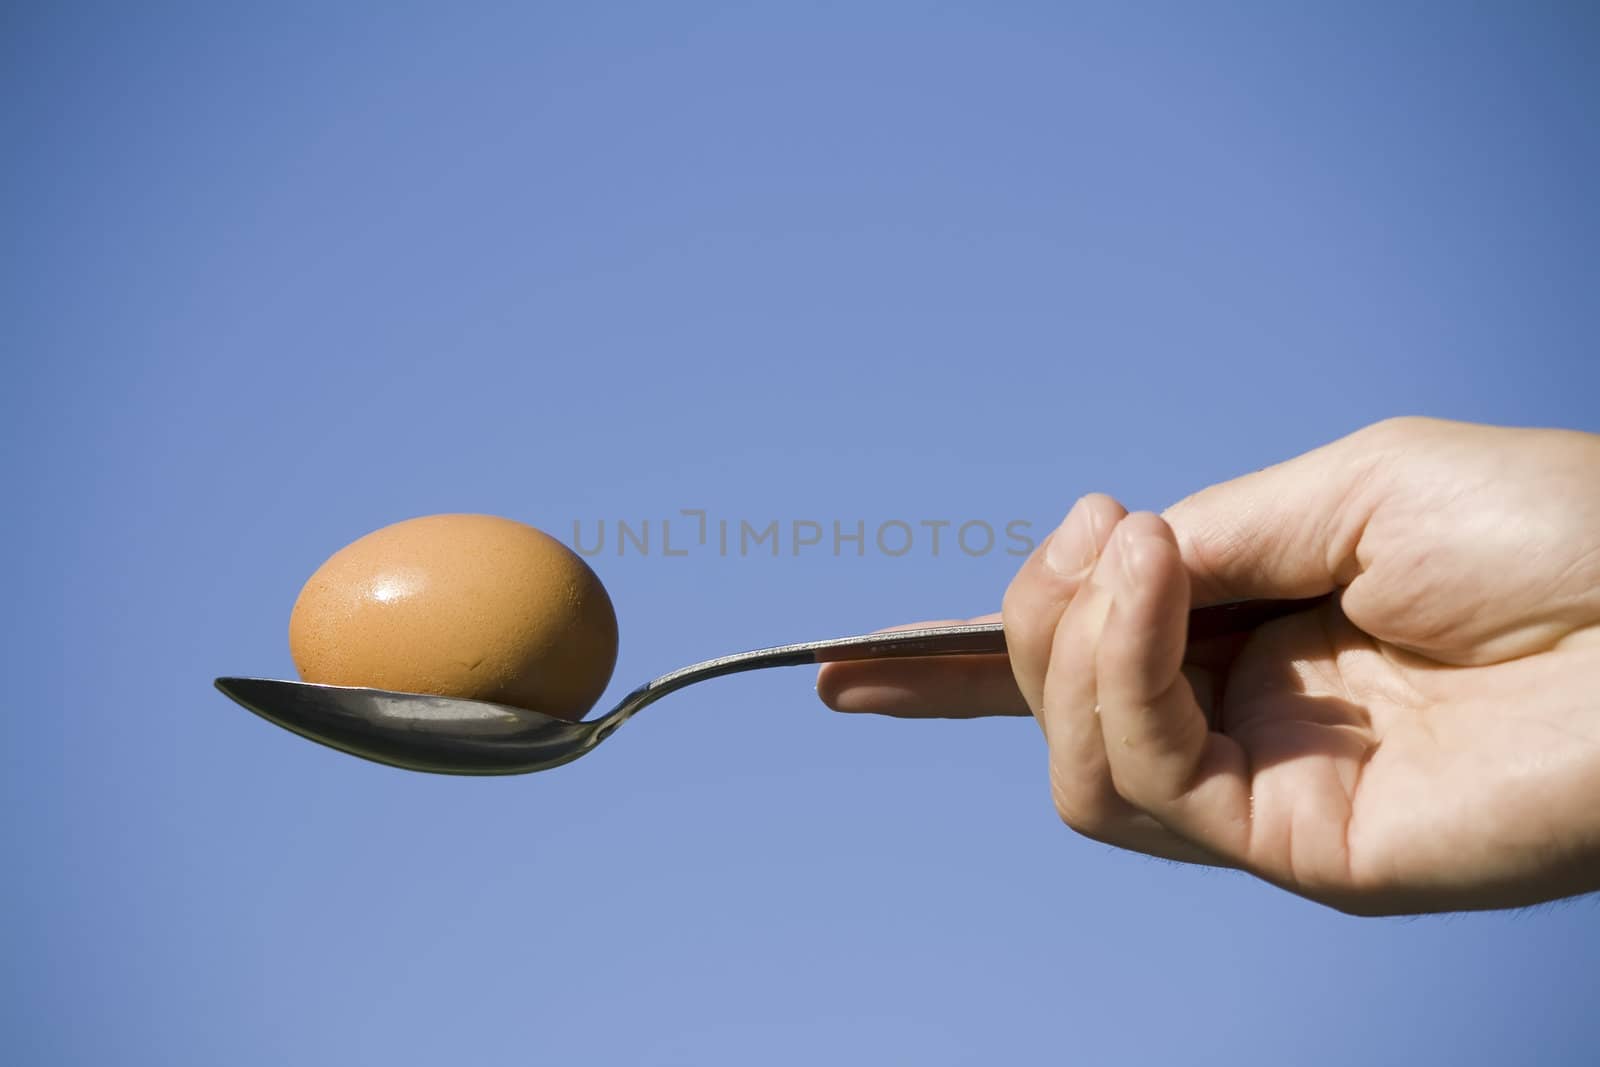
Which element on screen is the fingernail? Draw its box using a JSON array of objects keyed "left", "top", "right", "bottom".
[
  {"left": 1044, "top": 496, "right": 1100, "bottom": 578},
  {"left": 1119, "top": 525, "right": 1144, "bottom": 588},
  {"left": 1117, "top": 528, "right": 1168, "bottom": 591}
]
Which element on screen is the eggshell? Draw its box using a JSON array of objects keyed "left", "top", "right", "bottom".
[{"left": 289, "top": 514, "right": 618, "bottom": 721}]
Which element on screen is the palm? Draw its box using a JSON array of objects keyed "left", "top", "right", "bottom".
[{"left": 1211, "top": 602, "right": 1600, "bottom": 910}]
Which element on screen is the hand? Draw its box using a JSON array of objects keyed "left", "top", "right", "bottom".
[{"left": 817, "top": 417, "right": 1600, "bottom": 914}]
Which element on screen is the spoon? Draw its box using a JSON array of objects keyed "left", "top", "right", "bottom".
[{"left": 215, "top": 595, "right": 1328, "bottom": 776}]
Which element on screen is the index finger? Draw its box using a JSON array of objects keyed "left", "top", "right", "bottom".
[{"left": 815, "top": 614, "right": 1031, "bottom": 718}]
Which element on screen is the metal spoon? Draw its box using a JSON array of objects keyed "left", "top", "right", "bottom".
[{"left": 215, "top": 595, "right": 1327, "bottom": 776}]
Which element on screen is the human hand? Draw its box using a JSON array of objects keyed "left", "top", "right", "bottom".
[{"left": 817, "top": 418, "right": 1600, "bottom": 914}]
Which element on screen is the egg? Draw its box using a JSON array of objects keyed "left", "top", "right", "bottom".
[{"left": 289, "top": 514, "right": 618, "bottom": 721}]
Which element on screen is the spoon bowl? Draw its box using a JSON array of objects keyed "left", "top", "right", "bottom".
[
  {"left": 216, "top": 595, "right": 1329, "bottom": 775},
  {"left": 213, "top": 676, "right": 598, "bottom": 774}
]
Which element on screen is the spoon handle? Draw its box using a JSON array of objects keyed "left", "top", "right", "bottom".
[
  {"left": 809, "top": 594, "right": 1333, "bottom": 662},
  {"left": 608, "top": 593, "right": 1335, "bottom": 729}
]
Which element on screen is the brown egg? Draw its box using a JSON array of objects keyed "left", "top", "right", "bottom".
[{"left": 289, "top": 514, "right": 618, "bottom": 721}]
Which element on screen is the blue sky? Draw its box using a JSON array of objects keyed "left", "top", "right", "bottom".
[{"left": 7, "top": 3, "right": 1599, "bottom": 1064}]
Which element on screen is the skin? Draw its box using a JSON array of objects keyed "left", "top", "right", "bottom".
[{"left": 816, "top": 417, "right": 1600, "bottom": 915}]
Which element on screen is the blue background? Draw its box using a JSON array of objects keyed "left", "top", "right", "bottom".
[{"left": 7, "top": 2, "right": 1599, "bottom": 1063}]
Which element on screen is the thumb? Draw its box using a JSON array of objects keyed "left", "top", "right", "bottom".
[{"left": 1161, "top": 421, "right": 1392, "bottom": 605}]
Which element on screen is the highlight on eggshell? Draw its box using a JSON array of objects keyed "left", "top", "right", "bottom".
[{"left": 288, "top": 514, "right": 618, "bottom": 722}]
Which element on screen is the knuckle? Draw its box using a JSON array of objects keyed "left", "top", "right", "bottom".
[
  {"left": 1000, "top": 576, "right": 1024, "bottom": 621},
  {"left": 1001, "top": 569, "right": 1048, "bottom": 634},
  {"left": 1362, "top": 414, "right": 1440, "bottom": 444},
  {"left": 1049, "top": 768, "right": 1118, "bottom": 837},
  {"left": 1053, "top": 797, "right": 1105, "bottom": 836}
]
